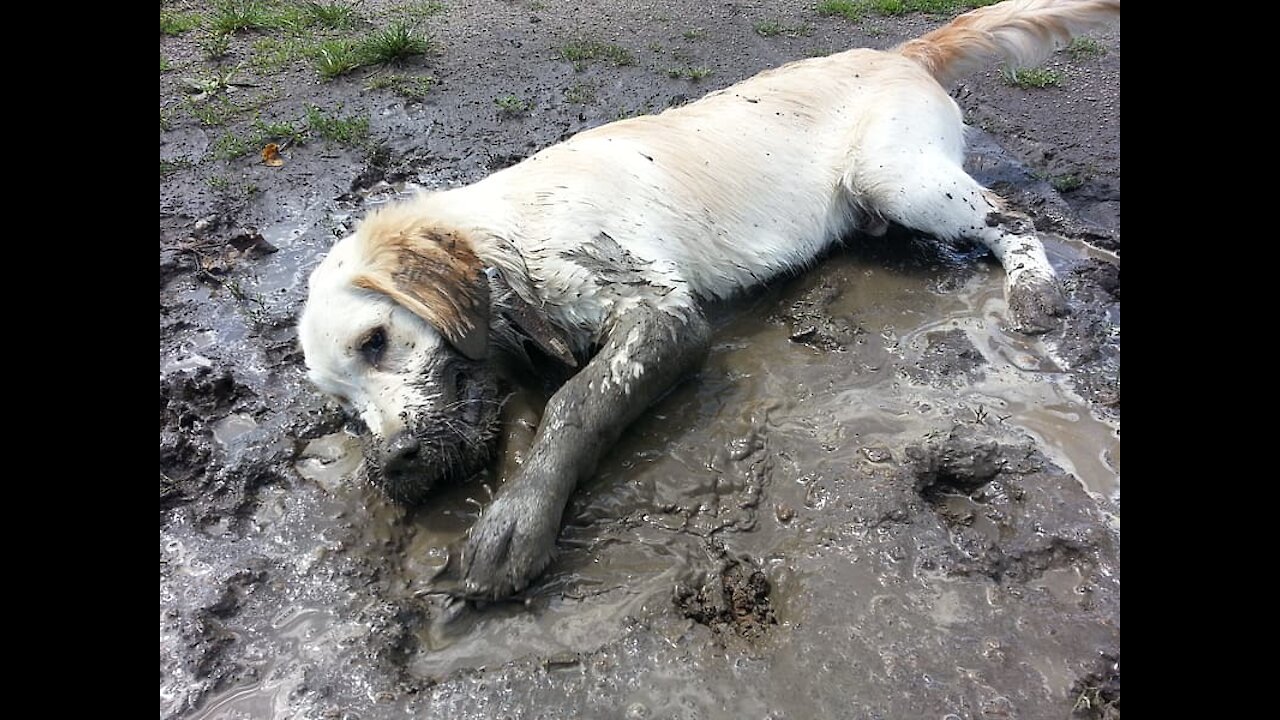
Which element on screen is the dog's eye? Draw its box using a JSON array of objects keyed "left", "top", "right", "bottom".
[{"left": 359, "top": 326, "right": 387, "bottom": 366}]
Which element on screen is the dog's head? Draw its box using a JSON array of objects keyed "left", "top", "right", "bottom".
[{"left": 298, "top": 203, "right": 505, "bottom": 504}]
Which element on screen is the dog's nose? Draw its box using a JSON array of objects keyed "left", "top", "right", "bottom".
[{"left": 382, "top": 432, "right": 421, "bottom": 478}]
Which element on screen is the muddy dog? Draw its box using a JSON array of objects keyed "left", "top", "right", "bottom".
[{"left": 299, "top": 0, "right": 1120, "bottom": 599}]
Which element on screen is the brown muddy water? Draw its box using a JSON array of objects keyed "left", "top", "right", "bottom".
[{"left": 175, "top": 219, "right": 1118, "bottom": 719}]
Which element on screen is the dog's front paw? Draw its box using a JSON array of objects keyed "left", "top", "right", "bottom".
[
  {"left": 1006, "top": 274, "right": 1067, "bottom": 334},
  {"left": 460, "top": 489, "right": 561, "bottom": 599}
]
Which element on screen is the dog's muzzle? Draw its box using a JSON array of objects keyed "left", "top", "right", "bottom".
[{"left": 365, "top": 361, "right": 504, "bottom": 505}]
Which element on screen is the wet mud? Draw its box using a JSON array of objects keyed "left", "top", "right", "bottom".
[{"left": 161, "top": 2, "right": 1119, "bottom": 718}]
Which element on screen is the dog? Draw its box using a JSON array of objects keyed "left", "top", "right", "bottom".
[{"left": 299, "top": 0, "right": 1121, "bottom": 599}]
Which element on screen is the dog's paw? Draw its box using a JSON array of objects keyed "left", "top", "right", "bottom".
[
  {"left": 1006, "top": 274, "right": 1067, "bottom": 335},
  {"left": 460, "top": 489, "right": 561, "bottom": 599}
]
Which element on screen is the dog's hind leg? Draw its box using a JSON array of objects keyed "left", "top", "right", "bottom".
[
  {"left": 459, "top": 303, "right": 710, "bottom": 599},
  {"left": 847, "top": 156, "right": 1066, "bottom": 334}
]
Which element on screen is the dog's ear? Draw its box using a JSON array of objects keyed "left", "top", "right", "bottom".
[
  {"left": 353, "top": 225, "right": 490, "bottom": 360},
  {"left": 489, "top": 269, "right": 578, "bottom": 369}
]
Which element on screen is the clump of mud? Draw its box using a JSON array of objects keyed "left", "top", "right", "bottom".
[
  {"left": 160, "top": 369, "right": 255, "bottom": 512},
  {"left": 1057, "top": 258, "right": 1121, "bottom": 411},
  {"left": 905, "top": 424, "right": 1114, "bottom": 585},
  {"left": 674, "top": 558, "right": 777, "bottom": 640},
  {"left": 907, "top": 328, "right": 986, "bottom": 385},
  {"left": 771, "top": 279, "right": 863, "bottom": 351},
  {"left": 1071, "top": 653, "right": 1120, "bottom": 719},
  {"left": 909, "top": 423, "right": 1003, "bottom": 495}
]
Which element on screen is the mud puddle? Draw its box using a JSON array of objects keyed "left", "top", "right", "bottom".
[{"left": 185, "top": 223, "right": 1119, "bottom": 719}]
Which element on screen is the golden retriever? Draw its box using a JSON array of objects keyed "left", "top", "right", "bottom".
[{"left": 299, "top": 0, "right": 1121, "bottom": 599}]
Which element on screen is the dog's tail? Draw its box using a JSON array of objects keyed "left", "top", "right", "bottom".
[{"left": 895, "top": 0, "right": 1120, "bottom": 87}]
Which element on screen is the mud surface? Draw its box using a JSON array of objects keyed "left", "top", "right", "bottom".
[{"left": 161, "top": 2, "right": 1119, "bottom": 718}]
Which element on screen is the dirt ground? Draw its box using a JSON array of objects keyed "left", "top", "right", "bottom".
[{"left": 160, "top": 2, "right": 1120, "bottom": 718}]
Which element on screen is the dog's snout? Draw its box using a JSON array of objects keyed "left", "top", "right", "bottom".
[{"left": 382, "top": 432, "right": 421, "bottom": 477}]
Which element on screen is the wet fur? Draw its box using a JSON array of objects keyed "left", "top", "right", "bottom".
[{"left": 299, "top": 0, "right": 1120, "bottom": 598}]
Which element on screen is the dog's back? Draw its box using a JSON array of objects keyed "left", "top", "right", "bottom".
[{"left": 453, "top": 0, "right": 1120, "bottom": 315}]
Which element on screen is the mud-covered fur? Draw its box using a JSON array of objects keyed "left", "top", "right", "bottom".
[{"left": 299, "top": 0, "right": 1120, "bottom": 598}]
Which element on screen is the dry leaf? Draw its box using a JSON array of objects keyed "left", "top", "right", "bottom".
[{"left": 261, "top": 143, "right": 284, "bottom": 167}]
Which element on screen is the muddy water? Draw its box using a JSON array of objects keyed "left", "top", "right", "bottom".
[{"left": 184, "top": 227, "right": 1118, "bottom": 719}]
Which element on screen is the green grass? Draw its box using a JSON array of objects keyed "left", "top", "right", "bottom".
[
  {"left": 816, "top": 0, "right": 867, "bottom": 20},
  {"left": 1001, "top": 66, "right": 1061, "bottom": 88},
  {"left": 306, "top": 105, "right": 370, "bottom": 145},
  {"left": 187, "top": 98, "right": 239, "bottom": 127},
  {"left": 201, "top": 32, "right": 232, "bottom": 60},
  {"left": 817, "top": 0, "right": 998, "bottom": 21},
  {"left": 207, "top": 175, "right": 233, "bottom": 191},
  {"left": 564, "top": 81, "right": 595, "bottom": 104},
  {"left": 495, "top": 94, "right": 531, "bottom": 117},
  {"left": 1050, "top": 173, "right": 1084, "bottom": 192},
  {"left": 303, "top": 1, "right": 359, "bottom": 29},
  {"left": 160, "top": 159, "right": 191, "bottom": 178},
  {"left": 253, "top": 117, "right": 307, "bottom": 145},
  {"left": 666, "top": 66, "right": 713, "bottom": 81},
  {"left": 754, "top": 20, "right": 813, "bottom": 37},
  {"left": 559, "top": 38, "right": 635, "bottom": 69},
  {"left": 251, "top": 36, "right": 313, "bottom": 72},
  {"left": 313, "top": 22, "right": 432, "bottom": 79},
  {"left": 314, "top": 39, "right": 363, "bottom": 78},
  {"left": 161, "top": 10, "right": 202, "bottom": 36},
  {"left": 208, "top": 0, "right": 282, "bottom": 35},
  {"left": 212, "top": 132, "right": 255, "bottom": 160},
  {"left": 366, "top": 73, "right": 437, "bottom": 100},
  {"left": 754, "top": 20, "right": 784, "bottom": 36},
  {"left": 1066, "top": 36, "right": 1106, "bottom": 60},
  {"left": 161, "top": 54, "right": 171, "bottom": 72},
  {"left": 682, "top": 29, "right": 706, "bottom": 41},
  {"left": 361, "top": 21, "right": 431, "bottom": 64}
]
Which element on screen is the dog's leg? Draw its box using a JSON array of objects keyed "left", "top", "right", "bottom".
[
  {"left": 460, "top": 303, "right": 710, "bottom": 598},
  {"left": 851, "top": 159, "right": 1067, "bottom": 334}
]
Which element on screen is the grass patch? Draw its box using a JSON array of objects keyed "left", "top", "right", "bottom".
[
  {"left": 314, "top": 22, "right": 432, "bottom": 80},
  {"left": 251, "top": 36, "right": 314, "bottom": 72},
  {"left": 682, "top": 29, "right": 706, "bottom": 41},
  {"left": 754, "top": 20, "right": 813, "bottom": 37},
  {"left": 564, "top": 81, "right": 596, "bottom": 104},
  {"left": 208, "top": 0, "right": 283, "bottom": 35},
  {"left": 361, "top": 21, "right": 431, "bottom": 64},
  {"left": 366, "top": 73, "right": 437, "bottom": 100},
  {"left": 161, "top": 54, "right": 171, "bottom": 72},
  {"left": 754, "top": 20, "right": 784, "bottom": 36},
  {"left": 495, "top": 94, "right": 531, "bottom": 117},
  {"left": 187, "top": 98, "right": 239, "bottom": 127},
  {"left": 161, "top": 10, "right": 202, "bottom": 36},
  {"left": 816, "top": 0, "right": 867, "bottom": 20},
  {"left": 306, "top": 105, "right": 370, "bottom": 145},
  {"left": 817, "top": 0, "right": 998, "bottom": 21},
  {"left": 201, "top": 32, "right": 232, "bottom": 60},
  {"left": 160, "top": 159, "right": 191, "bottom": 178},
  {"left": 253, "top": 117, "right": 307, "bottom": 146},
  {"left": 1066, "top": 36, "right": 1106, "bottom": 60},
  {"left": 212, "top": 132, "right": 255, "bottom": 160},
  {"left": 1050, "top": 173, "right": 1084, "bottom": 192},
  {"left": 559, "top": 38, "right": 634, "bottom": 69},
  {"left": 314, "top": 39, "right": 363, "bottom": 78},
  {"left": 666, "top": 66, "right": 713, "bottom": 82},
  {"left": 207, "top": 175, "right": 233, "bottom": 191},
  {"left": 303, "top": 1, "right": 359, "bottom": 29},
  {"left": 1001, "top": 66, "right": 1061, "bottom": 88}
]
